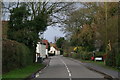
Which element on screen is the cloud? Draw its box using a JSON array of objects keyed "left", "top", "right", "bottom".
[{"left": 43, "top": 26, "right": 65, "bottom": 43}]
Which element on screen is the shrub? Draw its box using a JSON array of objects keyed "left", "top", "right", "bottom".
[
  {"left": 116, "top": 53, "right": 120, "bottom": 68},
  {"left": 81, "top": 52, "right": 92, "bottom": 60},
  {"left": 106, "top": 42, "right": 119, "bottom": 67},
  {"left": 105, "top": 51, "right": 115, "bottom": 67},
  {"left": 2, "top": 39, "right": 33, "bottom": 73},
  {"left": 95, "top": 52, "right": 105, "bottom": 57},
  {"left": 71, "top": 53, "right": 80, "bottom": 59},
  {"left": 63, "top": 53, "right": 69, "bottom": 57},
  {"left": 115, "top": 43, "right": 120, "bottom": 68}
]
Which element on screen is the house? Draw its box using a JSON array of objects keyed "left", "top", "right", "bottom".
[
  {"left": 42, "top": 40, "right": 49, "bottom": 57},
  {"left": 48, "top": 43, "right": 60, "bottom": 56},
  {"left": 35, "top": 40, "right": 49, "bottom": 62}
]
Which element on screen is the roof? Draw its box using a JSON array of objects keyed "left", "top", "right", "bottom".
[
  {"left": 42, "top": 40, "right": 48, "bottom": 49},
  {"left": 53, "top": 46, "right": 59, "bottom": 51},
  {"left": 50, "top": 43, "right": 56, "bottom": 47},
  {"left": 50, "top": 43, "right": 59, "bottom": 50}
]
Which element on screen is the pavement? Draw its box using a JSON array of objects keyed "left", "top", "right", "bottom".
[
  {"left": 33, "top": 56, "right": 107, "bottom": 80},
  {"left": 83, "top": 63, "right": 119, "bottom": 79},
  {"left": 68, "top": 57, "right": 119, "bottom": 79}
]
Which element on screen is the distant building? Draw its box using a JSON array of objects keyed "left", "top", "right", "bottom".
[{"left": 49, "top": 43, "right": 60, "bottom": 56}]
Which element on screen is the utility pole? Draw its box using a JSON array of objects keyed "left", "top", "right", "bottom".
[{"left": 104, "top": 1, "right": 108, "bottom": 65}]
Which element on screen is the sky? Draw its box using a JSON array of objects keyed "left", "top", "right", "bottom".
[{"left": 43, "top": 26, "right": 65, "bottom": 43}]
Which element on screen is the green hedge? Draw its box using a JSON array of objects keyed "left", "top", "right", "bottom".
[
  {"left": 95, "top": 52, "right": 105, "bottom": 57},
  {"left": 63, "top": 53, "right": 69, "bottom": 57},
  {"left": 116, "top": 53, "right": 120, "bottom": 68},
  {"left": 105, "top": 42, "right": 120, "bottom": 67},
  {"left": 2, "top": 39, "right": 33, "bottom": 73},
  {"left": 80, "top": 52, "right": 92, "bottom": 60},
  {"left": 71, "top": 53, "right": 80, "bottom": 59}
]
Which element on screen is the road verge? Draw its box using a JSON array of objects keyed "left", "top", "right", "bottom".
[
  {"left": 24, "top": 58, "right": 51, "bottom": 80},
  {"left": 66, "top": 57, "right": 118, "bottom": 80}
]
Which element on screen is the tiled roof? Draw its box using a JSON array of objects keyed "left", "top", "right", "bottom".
[
  {"left": 49, "top": 43, "right": 59, "bottom": 50},
  {"left": 42, "top": 40, "right": 48, "bottom": 49}
]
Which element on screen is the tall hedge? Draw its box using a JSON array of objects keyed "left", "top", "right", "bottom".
[
  {"left": 106, "top": 42, "right": 120, "bottom": 67},
  {"left": 2, "top": 39, "right": 33, "bottom": 73}
]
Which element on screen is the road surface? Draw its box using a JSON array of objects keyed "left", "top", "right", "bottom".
[{"left": 34, "top": 56, "right": 106, "bottom": 80}]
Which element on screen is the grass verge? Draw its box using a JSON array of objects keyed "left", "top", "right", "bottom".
[
  {"left": 79, "top": 59, "right": 120, "bottom": 72},
  {"left": 2, "top": 63, "right": 45, "bottom": 80}
]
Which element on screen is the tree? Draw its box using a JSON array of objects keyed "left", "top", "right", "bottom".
[
  {"left": 6, "top": 2, "right": 75, "bottom": 62},
  {"left": 63, "top": 2, "right": 119, "bottom": 67},
  {"left": 8, "top": 4, "right": 38, "bottom": 48},
  {"left": 56, "top": 37, "right": 65, "bottom": 49},
  {"left": 7, "top": 2, "right": 75, "bottom": 47},
  {"left": 56, "top": 37, "right": 66, "bottom": 55},
  {"left": 63, "top": 5, "right": 96, "bottom": 50}
]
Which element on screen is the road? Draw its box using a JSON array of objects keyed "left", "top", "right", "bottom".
[{"left": 34, "top": 56, "right": 106, "bottom": 80}]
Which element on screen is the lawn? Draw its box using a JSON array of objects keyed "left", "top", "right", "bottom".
[{"left": 2, "top": 63, "right": 45, "bottom": 80}]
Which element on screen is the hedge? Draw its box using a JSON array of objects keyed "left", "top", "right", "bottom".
[
  {"left": 2, "top": 39, "right": 33, "bottom": 73},
  {"left": 71, "top": 53, "right": 80, "bottom": 59},
  {"left": 63, "top": 53, "right": 69, "bottom": 57},
  {"left": 80, "top": 52, "right": 92, "bottom": 60}
]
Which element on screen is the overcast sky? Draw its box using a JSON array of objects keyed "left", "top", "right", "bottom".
[{"left": 43, "top": 26, "right": 65, "bottom": 43}]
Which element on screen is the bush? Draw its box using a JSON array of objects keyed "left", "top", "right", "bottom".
[
  {"left": 116, "top": 53, "right": 120, "bottom": 68},
  {"left": 71, "top": 53, "right": 80, "bottom": 59},
  {"left": 105, "top": 51, "right": 115, "bottom": 67},
  {"left": 81, "top": 52, "right": 92, "bottom": 60},
  {"left": 60, "top": 49, "right": 64, "bottom": 55},
  {"left": 106, "top": 42, "right": 120, "bottom": 67},
  {"left": 95, "top": 52, "right": 105, "bottom": 57},
  {"left": 63, "top": 53, "right": 69, "bottom": 57},
  {"left": 2, "top": 39, "right": 33, "bottom": 73},
  {"left": 115, "top": 43, "right": 120, "bottom": 68}
]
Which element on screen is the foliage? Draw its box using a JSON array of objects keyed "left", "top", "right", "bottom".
[
  {"left": 2, "top": 39, "right": 32, "bottom": 73},
  {"left": 56, "top": 37, "right": 66, "bottom": 55},
  {"left": 116, "top": 53, "right": 120, "bottom": 68},
  {"left": 105, "top": 51, "right": 115, "bottom": 67},
  {"left": 63, "top": 53, "right": 69, "bottom": 57},
  {"left": 80, "top": 52, "right": 92, "bottom": 60},
  {"left": 56, "top": 37, "right": 65, "bottom": 48},
  {"left": 60, "top": 48, "right": 64, "bottom": 55},
  {"left": 63, "top": 2, "right": 119, "bottom": 67},
  {"left": 95, "top": 52, "right": 105, "bottom": 57},
  {"left": 8, "top": 4, "right": 39, "bottom": 48},
  {"left": 79, "top": 25, "right": 95, "bottom": 51},
  {"left": 7, "top": 2, "right": 75, "bottom": 50},
  {"left": 106, "top": 42, "right": 120, "bottom": 67},
  {"left": 71, "top": 53, "right": 81, "bottom": 59}
]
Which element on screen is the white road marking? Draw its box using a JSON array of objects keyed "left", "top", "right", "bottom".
[
  {"left": 35, "top": 59, "right": 50, "bottom": 77},
  {"left": 35, "top": 73, "right": 39, "bottom": 77},
  {"left": 60, "top": 58, "right": 72, "bottom": 80}
]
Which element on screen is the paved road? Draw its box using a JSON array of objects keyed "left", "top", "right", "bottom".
[{"left": 34, "top": 56, "right": 106, "bottom": 80}]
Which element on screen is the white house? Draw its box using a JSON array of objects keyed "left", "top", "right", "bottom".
[
  {"left": 35, "top": 40, "right": 49, "bottom": 62},
  {"left": 49, "top": 45, "right": 60, "bottom": 56}
]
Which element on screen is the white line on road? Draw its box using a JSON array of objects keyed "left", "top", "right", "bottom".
[{"left": 60, "top": 58, "right": 72, "bottom": 80}]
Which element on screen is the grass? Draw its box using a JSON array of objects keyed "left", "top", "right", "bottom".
[
  {"left": 79, "top": 59, "right": 120, "bottom": 72},
  {"left": 2, "top": 63, "right": 45, "bottom": 80}
]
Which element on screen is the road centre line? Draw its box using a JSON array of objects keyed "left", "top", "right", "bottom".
[{"left": 60, "top": 58, "right": 72, "bottom": 80}]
